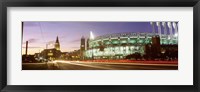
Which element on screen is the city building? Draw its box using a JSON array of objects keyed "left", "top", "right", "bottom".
[
  {"left": 34, "top": 36, "right": 62, "bottom": 61},
  {"left": 39, "top": 48, "right": 61, "bottom": 61}
]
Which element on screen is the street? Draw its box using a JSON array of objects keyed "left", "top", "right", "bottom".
[{"left": 22, "top": 60, "right": 178, "bottom": 70}]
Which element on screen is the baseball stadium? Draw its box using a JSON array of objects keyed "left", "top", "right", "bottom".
[{"left": 84, "top": 22, "right": 178, "bottom": 60}]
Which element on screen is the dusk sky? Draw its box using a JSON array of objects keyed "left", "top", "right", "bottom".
[{"left": 22, "top": 22, "right": 175, "bottom": 55}]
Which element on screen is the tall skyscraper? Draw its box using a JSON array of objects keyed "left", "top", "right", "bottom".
[
  {"left": 80, "top": 36, "right": 86, "bottom": 51},
  {"left": 80, "top": 36, "right": 86, "bottom": 60},
  {"left": 55, "top": 36, "right": 60, "bottom": 51}
]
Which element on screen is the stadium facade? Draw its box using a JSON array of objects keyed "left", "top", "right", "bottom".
[{"left": 83, "top": 22, "right": 178, "bottom": 59}]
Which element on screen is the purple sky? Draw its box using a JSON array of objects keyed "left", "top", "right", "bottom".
[{"left": 22, "top": 22, "right": 173, "bottom": 55}]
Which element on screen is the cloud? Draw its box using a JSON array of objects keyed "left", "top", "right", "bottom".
[
  {"left": 45, "top": 41, "right": 55, "bottom": 47},
  {"left": 22, "top": 46, "right": 42, "bottom": 49},
  {"left": 47, "top": 41, "right": 55, "bottom": 45},
  {"left": 59, "top": 36, "right": 67, "bottom": 39},
  {"left": 23, "top": 38, "right": 38, "bottom": 44},
  {"left": 71, "top": 47, "right": 79, "bottom": 48},
  {"left": 69, "top": 39, "right": 80, "bottom": 43}
]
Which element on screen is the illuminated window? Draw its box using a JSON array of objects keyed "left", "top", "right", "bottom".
[
  {"left": 48, "top": 53, "right": 53, "bottom": 56},
  {"left": 121, "top": 40, "right": 127, "bottom": 43}
]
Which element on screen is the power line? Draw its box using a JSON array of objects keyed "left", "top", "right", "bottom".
[{"left": 38, "top": 22, "right": 46, "bottom": 49}]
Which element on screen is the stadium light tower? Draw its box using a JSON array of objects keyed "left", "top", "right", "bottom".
[
  {"left": 162, "top": 22, "right": 168, "bottom": 36},
  {"left": 172, "top": 22, "right": 178, "bottom": 44},
  {"left": 156, "top": 22, "right": 162, "bottom": 38},
  {"left": 90, "top": 31, "right": 94, "bottom": 40},
  {"left": 90, "top": 31, "right": 94, "bottom": 60},
  {"left": 173, "top": 22, "right": 178, "bottom": 37},
  {"left": 168, "top": 22, "right": 173, "bottom": 41},
  {"left": 150, "top": 22, "right": 156, "bottom": 35}
]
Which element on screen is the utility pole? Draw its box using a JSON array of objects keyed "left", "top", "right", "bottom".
[{"left": 25, "top": 41, "right": 28, "bottom": 57}]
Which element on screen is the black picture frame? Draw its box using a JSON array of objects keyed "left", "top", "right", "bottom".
[{"left": 0, "top": 0, "right": 199, "bottom": 92}]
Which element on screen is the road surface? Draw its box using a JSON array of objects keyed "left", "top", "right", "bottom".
[{"left": 22, "top": 60, "right": 178, "bottom": 70}]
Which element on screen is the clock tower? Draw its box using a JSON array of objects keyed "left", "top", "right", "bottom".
[{"left": 80, "top": 36, "right": 85, "bottom": 60}]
